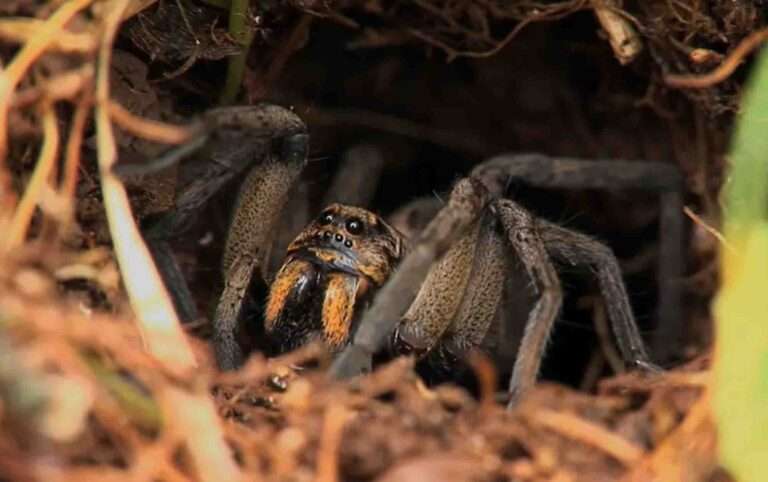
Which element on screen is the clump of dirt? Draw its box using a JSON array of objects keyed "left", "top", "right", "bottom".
[{"left": 0, "top": 255, "right": 716, "bottom": 481}]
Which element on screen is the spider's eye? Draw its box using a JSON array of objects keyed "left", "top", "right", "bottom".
[
  {"left": 319, "top": 212, "right": 334, "bottom": 225},
  {"left": 346, "top": 218, "right": 364, "bottom": 235}
]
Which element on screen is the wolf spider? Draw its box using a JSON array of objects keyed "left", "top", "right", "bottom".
[{"left": 124, "top": 103, "right": 683, "bottom": 406}]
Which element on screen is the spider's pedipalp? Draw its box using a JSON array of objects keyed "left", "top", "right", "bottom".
[
  {"left": 494, "top": 198, "right": 563, "bottom": 407},
  {"left": 538, "top": 219, "right": 658, "bottom": 371}
]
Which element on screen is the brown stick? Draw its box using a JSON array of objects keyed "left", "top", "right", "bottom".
[
  {"left": 0, "top": 0, "right": 95, "bottom": 199},
  {"left": 95, "top": 0, "right": 196, "bottom": 374},
  {"left": 664, "top": 28, "right": 768, "bottom": 88},
  {"left": 314, "top": 405, "right": 352, "bottom": 482},
  {"left": 108, "top": 100, "right": 198, "bottom": 145},
  {"left": 621, "top": 394, "right": 715, "bottom": 482},
  {"left": 2, "top": 103, "right": 59, "bottom": 252},
  {"left": 61, "top": 93, "right": 94, "bottom": 228},
  {"left": 593, "top": 1, "right": 643, "bottom": 65},
  {"left": 0, "top": 18, "right": 96, "bottom": 53},
  {"left": 528, "top": 409, "right": 644, "bottom": 465}
]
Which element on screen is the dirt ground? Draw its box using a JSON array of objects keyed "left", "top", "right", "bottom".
[{"left": 1, "top": 1, "right": 766, "bottom": 481}]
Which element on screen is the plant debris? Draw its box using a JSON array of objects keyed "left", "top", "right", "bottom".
[{"left": 0, "top": 255, "right": 718, "bottom": 481}]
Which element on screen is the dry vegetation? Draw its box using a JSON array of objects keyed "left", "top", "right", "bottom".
[{"left": 0, "top": 0, "right": 766, "bottom": 481}]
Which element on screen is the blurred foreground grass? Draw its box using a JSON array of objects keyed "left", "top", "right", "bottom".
[{"left": 714, "top": 46, "right": 768, "bottom": 482}]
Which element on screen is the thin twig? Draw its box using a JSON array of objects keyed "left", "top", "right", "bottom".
[
  {"left": 600, "top": 369, "right": 709, "bottom": 393},
  {"left": 407, "top": 1, "right": 587, "bottom": 61},
  {"left": 528, "top": 408, "right": 644, "bottom": 465},
  {"left": 2, "top": 103, "right": 60, "bottom": 252},
  {"left": 0, "top": 0, "right": 94, "bottom": 196},
  {"left": 468, "top": 351, "right": 498, "bottom": 413},
  {"left": 122, "top": 0, "right": 160, "bottom": 20},
  {"left": 622, "top": 394, "right": 714, "bottom": 482},
  {"left": 592, "top": 0, "right": 643, "bottom": 65},
  {"left": 683, "top": 206, "right": 734, "bottom": 253},
  {"left": 161, "top": 386, "right": 246, "bottom": 482},
  {"left": 12, "top": 66, "right": 94, "bottom": 108},
  {"left": 665, "top": 28, "right": 768, "bottom": 88},
  {"left": 219, "top": 0, "right": 253, "bottom": 104},
  {"left": 314, "top": 405, "right": 351, "bottom": 482},
  {"left": 108, "top": 100, "right": 198, "bottom": 145},
  {"left": 61, "top": 93, "right": 93, "bottom": 230},
  {"left": 0, "top": 18, "right": 97, "bottom": 53},
  {"left": 94, "top": 0, "right": 196, "bottom": 374},
  {"left": 94, "top": 5, "right": 245, "bottom": 480}
]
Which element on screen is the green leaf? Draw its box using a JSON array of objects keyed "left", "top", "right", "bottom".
[{"left": 714, "top": 45, "right": 768, "bottom": 482}]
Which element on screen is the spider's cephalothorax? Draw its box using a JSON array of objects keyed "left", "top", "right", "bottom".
[{"left": 264, "top": 204, "right": 405, "bottom": 352}]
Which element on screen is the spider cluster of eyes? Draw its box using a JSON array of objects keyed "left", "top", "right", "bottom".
[{"left": 316, "top": 211, "right": 364, "bottom": 248}]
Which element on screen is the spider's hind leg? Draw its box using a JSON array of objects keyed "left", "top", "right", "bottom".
[
  {"left": 538, "top": 219, "right": 659, "bottom": 372},
  {"left": 471, "top": 153, "right": 683, "bottom": 363},
  {"left": 493, "top": 199, "right": 563, "bottom": 406}
]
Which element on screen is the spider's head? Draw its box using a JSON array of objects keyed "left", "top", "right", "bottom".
[
  {"left": 265, "top": 204, "right": 406, "bottom": 353},
  {"left": 286, "top": 203, "right": 405, "bottom": 286}
]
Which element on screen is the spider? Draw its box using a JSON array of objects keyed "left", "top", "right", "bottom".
[{"left": 124, "top": 103, "right": 683, "bottom": 406}]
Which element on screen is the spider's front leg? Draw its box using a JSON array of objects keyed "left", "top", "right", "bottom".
[
  {"left": 213, "top": 130, "right": 309, "bottom": 370},
  {"left": 117, "top": 104, "right": 309, "bottom": 370}
]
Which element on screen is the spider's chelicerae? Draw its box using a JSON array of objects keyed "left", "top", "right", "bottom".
[{"left": 129, "top": 103, "right": 683, "bottom": 407}]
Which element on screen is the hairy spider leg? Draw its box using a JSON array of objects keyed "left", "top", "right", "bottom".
[
  {"left": 125, "top": 104, "right": 308, "bottom": 338},
  {"left": 442, "top": 211, "right": 507, "bottom": 355},
  {"left": 538, "top": 219, "right": 659, "bottom": 370},
  {"left": 494, "top": 199, "right": 563, "bottom": 407},
  {"left": 471, "top": 153, "right": 683, "bottom": 363},
  {"left": 395, "top": 221, "right": 482, "bottom": 354},
  {"left": 214, "top": 131, "right": 308, "bottom": 370}
]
